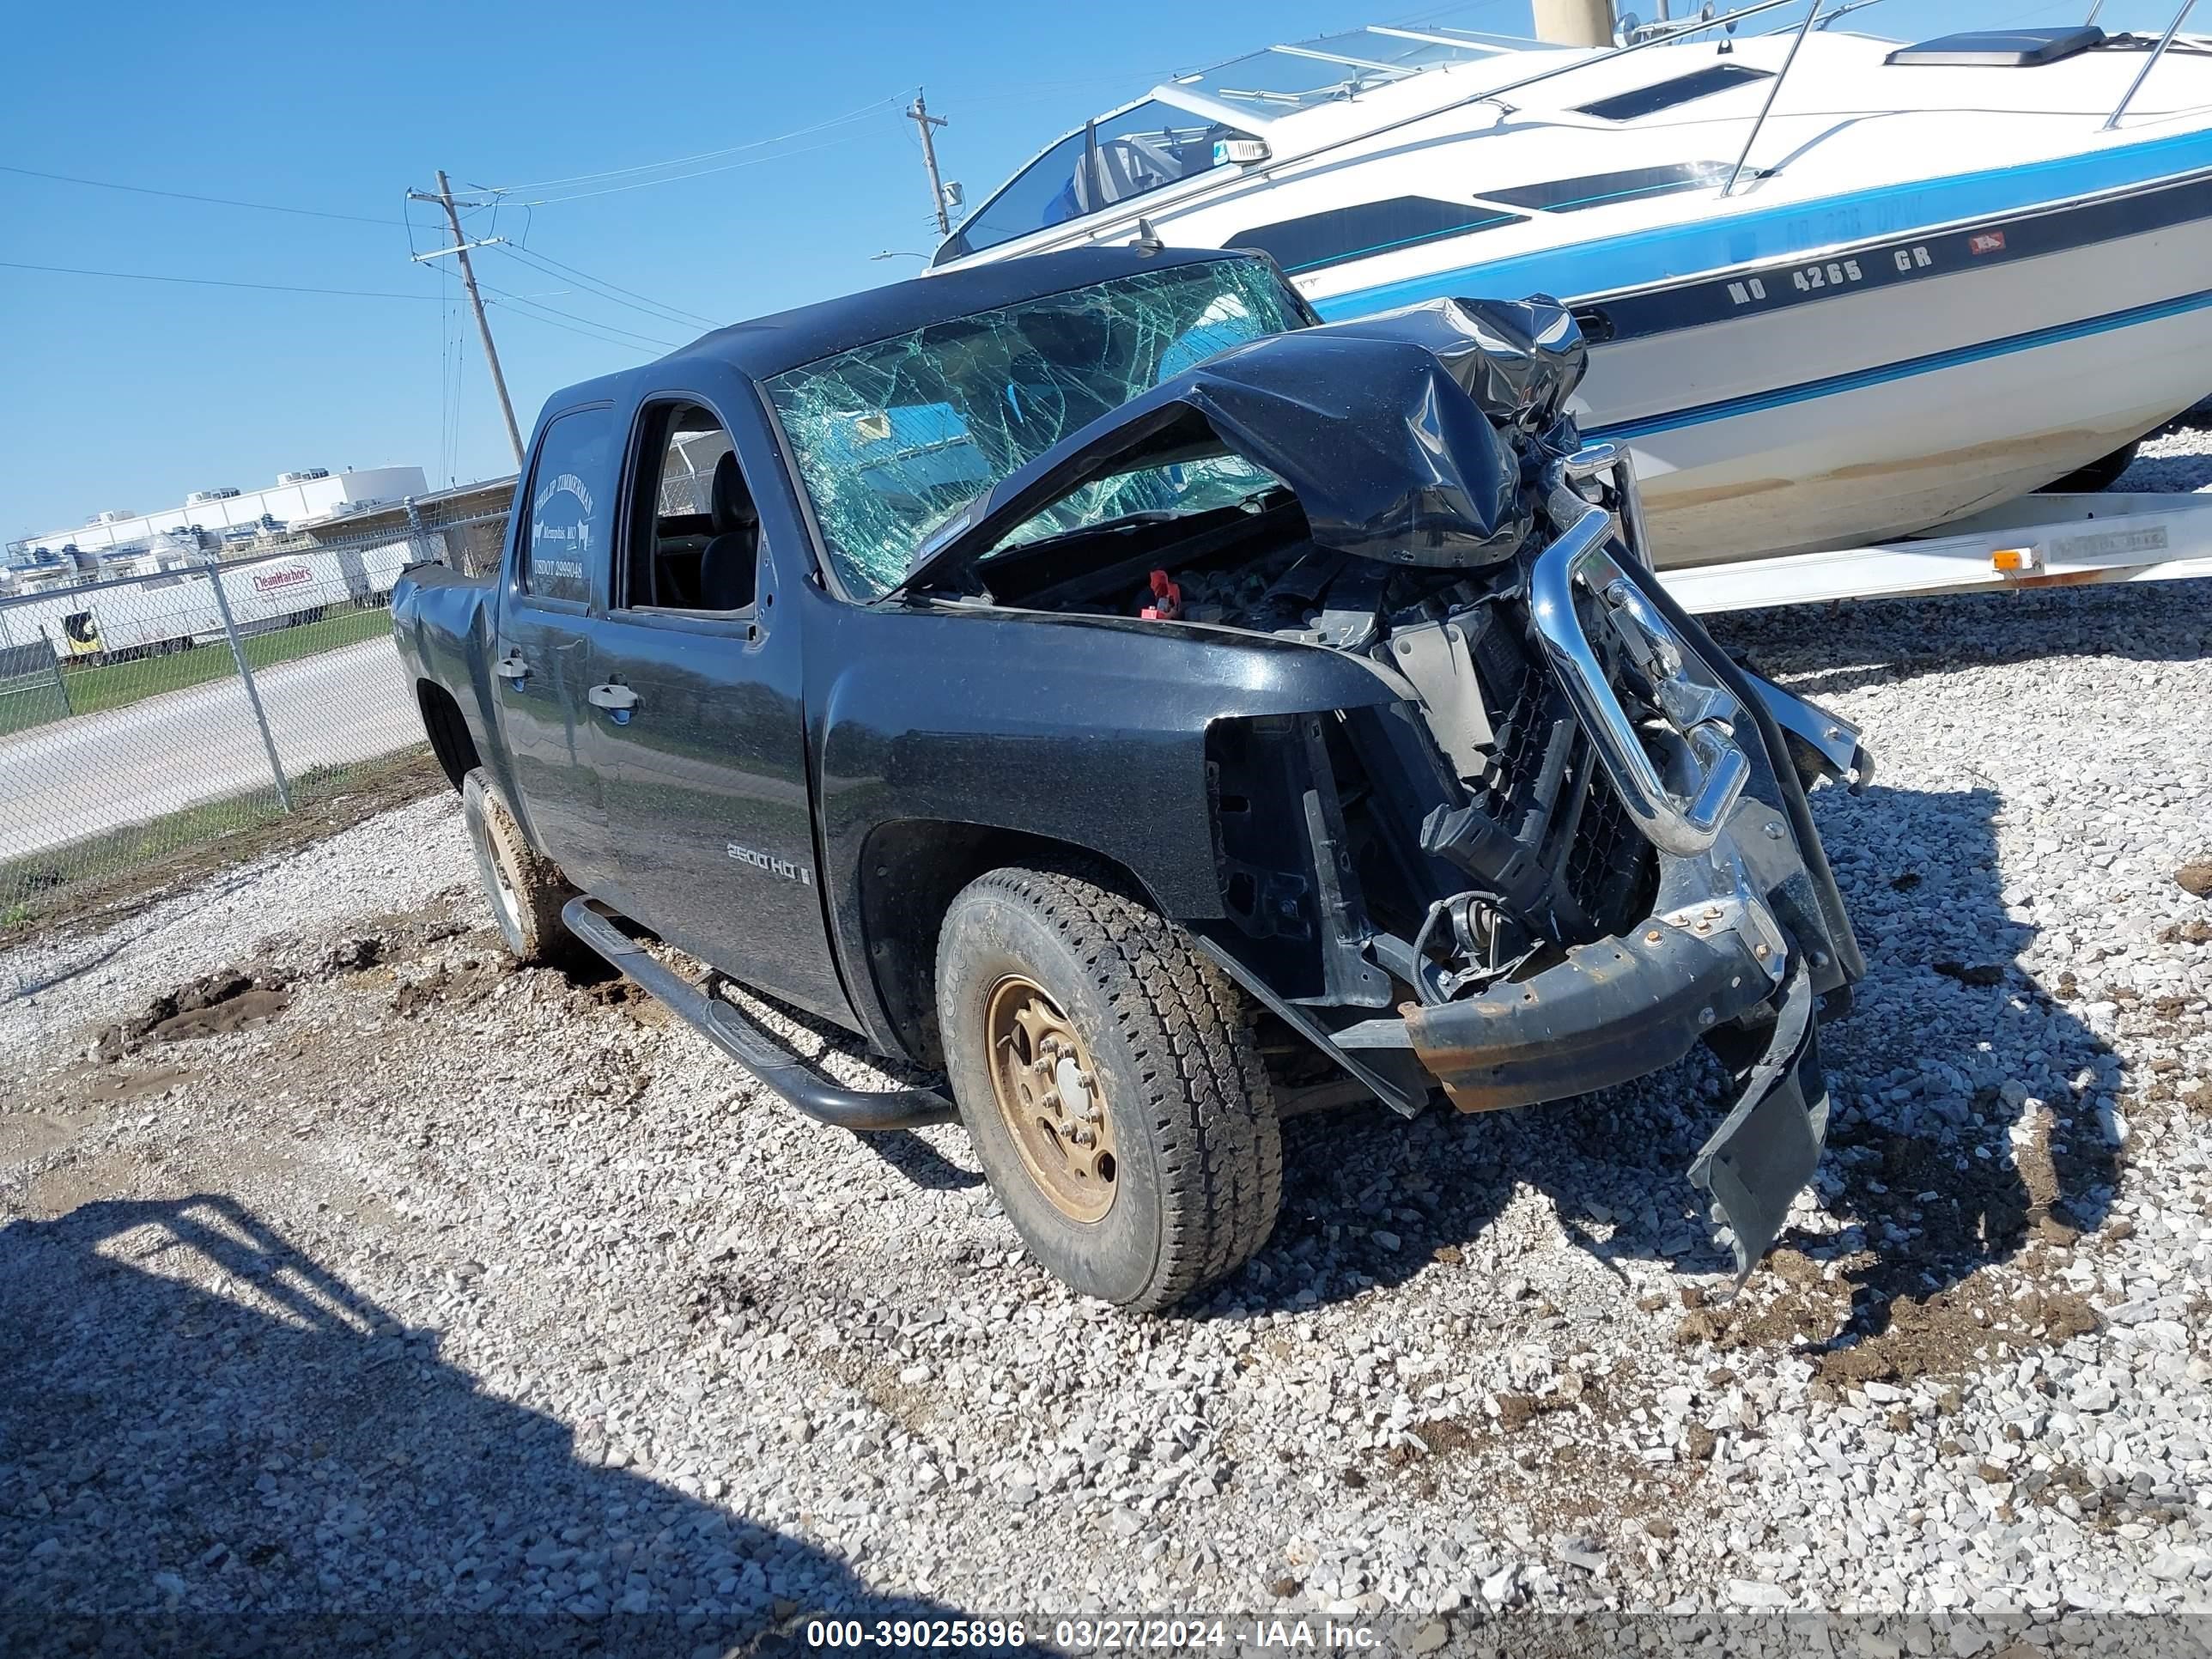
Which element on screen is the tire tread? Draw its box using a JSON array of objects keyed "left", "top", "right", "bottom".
[{"left": 953, "top": 865, "right": 1279, "bottom": 1311}]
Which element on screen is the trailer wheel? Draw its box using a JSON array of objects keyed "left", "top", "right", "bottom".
[
  {"left": 461, "top": 768, "right": 580, "bottom": 968},
  {"left": 936, "top": 866, "right": 1281, "bottom": 1311}
]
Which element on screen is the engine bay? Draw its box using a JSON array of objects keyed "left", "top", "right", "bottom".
[{"left": 963, "top": 486, "right": 1662, "bottom": 1011}]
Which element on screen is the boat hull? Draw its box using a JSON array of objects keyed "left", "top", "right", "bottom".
[
  {"left": 1571, "top": 204, "right": 2212, "bottom": 564},
  {"left": 939, "top": 26, "right": 2212, "bottom": 569}
]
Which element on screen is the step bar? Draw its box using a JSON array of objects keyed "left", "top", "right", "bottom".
[{"left": 559, "top": 898, "right": 960, "bottom": 1133}]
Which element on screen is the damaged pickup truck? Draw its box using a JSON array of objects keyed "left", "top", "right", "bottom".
[{"left": 392, "top": 246, "right": 1869, "bottom": 1311}]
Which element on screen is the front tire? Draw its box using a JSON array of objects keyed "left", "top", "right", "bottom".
[
  {"left": 936, "top": 866, "right": 1281, "bottom": 1312},
  {"left": 461, "top": 768, "right": 580, "bottom": 968}
]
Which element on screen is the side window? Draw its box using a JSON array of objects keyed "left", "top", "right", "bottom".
[
  {"left": 521, "top": 405, "right": 614, "bottom": 605},
  {"left": 617, "top": 403, "right": 757, "bottom": 614}
]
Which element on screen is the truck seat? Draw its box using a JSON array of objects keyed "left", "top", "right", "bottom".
[{"left": 699, "top": 451, "right": 759, "bottom": 611}]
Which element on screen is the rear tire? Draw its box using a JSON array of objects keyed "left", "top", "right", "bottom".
[
  {"left": 461, "top": 768, "right": 580, "bottom": 968},
  {"left": 936, "top": 865, "right": 1281, "bottom": 1312}
]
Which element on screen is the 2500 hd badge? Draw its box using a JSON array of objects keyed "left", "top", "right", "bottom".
[{"left": 726, "top": 842, "right": 814, "bottom": 885}]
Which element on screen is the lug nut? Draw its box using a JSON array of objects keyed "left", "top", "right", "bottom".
[
  {"left": 1765, "top": 822, "right": 1785, "bottom": 840},
  {"left": 1644, "top": 929, "right": 1662, "bottom": 944},
  {"left": 1754, "top": 943, "right": 1771, "bottom": 960}
]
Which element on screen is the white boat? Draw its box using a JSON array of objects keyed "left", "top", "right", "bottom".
[{"left": 932, "top": 5, "right": 2212, "bottom": 568}]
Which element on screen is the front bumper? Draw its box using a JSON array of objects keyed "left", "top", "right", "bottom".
[{"left": 1399, "top": 799, "right": 1837, "bottom": 1279}]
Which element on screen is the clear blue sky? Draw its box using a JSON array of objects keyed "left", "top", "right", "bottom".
[{"left": 0, "top": 0, "right": 2149, "bottom": 542}]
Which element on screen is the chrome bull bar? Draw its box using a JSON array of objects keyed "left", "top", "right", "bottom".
[{"left": 1529, "top": 462, "right": 1751, "bottom": 859}]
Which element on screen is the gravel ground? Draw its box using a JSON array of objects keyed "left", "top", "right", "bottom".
[{"left": 3, "top": 424, "right": 2210, "bottom": 1654}]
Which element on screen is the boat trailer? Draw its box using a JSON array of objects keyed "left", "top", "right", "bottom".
[{"left": 1661, "top": 487, "right": 2212, "bottom": 612}]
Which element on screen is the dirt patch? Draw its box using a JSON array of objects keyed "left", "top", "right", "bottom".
[
  {"left": 1669, "top": 1103, "right": 2101, "bottom": 1385},
  {"left": 391, "top": 955, "right": 512, "bottom": 1018},
  {"left": 25, "top": 1146, "right": 161, "bottom": 1217},
  {"left": 1677, "top": 1279, "right": 1850, "bottom": 1353},
  {"left": 94, "top": 967, "right": 292, "bottom": 1059},
  {"left": 153, "top": 987, "right": 290, "bottom": 1043},
  {"left": 308, "top": 909, "right": 473, "bottom": 977},
  {"left": 0, "top": 1111, "right": 90, "bottom": 1166},
  {"left": 1817, "top": 1272, "right": 2100, "bottom": 1388},
  {"left": 74, "top": 1065, "right": 196, "bottom": 1105}
]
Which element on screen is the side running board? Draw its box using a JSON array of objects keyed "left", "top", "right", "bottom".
[{"left": 559, "top": 898, "right": 959, "bottom": 1133}]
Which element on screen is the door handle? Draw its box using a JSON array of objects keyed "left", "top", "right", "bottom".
[
  {"left": 586, "top": 683, "right": 639, "bottom": 713},
  {"left": 495, "top": 653, "right": 531, "bottom": 680}
]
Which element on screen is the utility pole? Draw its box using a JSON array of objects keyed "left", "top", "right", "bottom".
[
  {"left": 411, "top": 169, "right": 524, "bottom": 465},
  {"left": 906, "top": 90, "right": 951, "bottom": 238}
]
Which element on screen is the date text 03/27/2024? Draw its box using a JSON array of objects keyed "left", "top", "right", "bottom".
[{"left": 799, "top": 1617, "right": 1389, "bottom": 1650}]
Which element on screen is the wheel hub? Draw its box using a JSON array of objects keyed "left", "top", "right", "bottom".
[{"left": 984, "top": 975, "right": 1117, "bottom": 1223}]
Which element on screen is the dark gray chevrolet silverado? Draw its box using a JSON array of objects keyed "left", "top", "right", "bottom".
[{"left": 391, "top": 246, "right": 1869, "bottom": 1310}]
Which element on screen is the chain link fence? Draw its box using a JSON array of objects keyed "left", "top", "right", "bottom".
[{"left": 0, "top": 508, "right": 508, "bottom": 923}]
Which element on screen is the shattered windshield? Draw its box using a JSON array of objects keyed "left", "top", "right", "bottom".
[{"left": 763, "top": 257, "right": 1301, "bottom": 600}]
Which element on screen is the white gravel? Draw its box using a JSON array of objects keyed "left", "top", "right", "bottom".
[{"left": 3, "top": 422, "right": 2210, "bottom": 1651}]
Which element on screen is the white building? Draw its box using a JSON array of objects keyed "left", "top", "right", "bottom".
[{"left": 9, "top": 465, "right": 429, "bottom": 562}]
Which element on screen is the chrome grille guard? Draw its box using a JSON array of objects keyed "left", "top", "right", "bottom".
[{"left": 1528, "top": 451, "right": 1751, "bottom": 859}]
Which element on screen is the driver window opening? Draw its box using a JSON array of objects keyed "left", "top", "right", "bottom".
[{"left": 622, "top": 403, "right": 758, "bottom": 614}]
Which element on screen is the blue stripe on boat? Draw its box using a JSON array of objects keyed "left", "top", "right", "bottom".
[
  {"left": 1311, "top": 125, "right": 2212, "bottom": 319},
  {"left": 1586, "top": 285, "right": 2212, "bottom": 441}
]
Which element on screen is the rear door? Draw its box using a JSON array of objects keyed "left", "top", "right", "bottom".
[
  {"left": 492, "top": 402, "right": 619, "bottom": 894},
  {"left": 584, "top": 397, "right": 854, "bottom": 1026}
]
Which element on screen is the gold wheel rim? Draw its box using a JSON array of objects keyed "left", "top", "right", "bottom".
[{"left": 983, "top": 975, "right": 1117, "bottom": 1224}]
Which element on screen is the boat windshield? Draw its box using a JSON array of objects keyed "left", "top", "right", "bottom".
[
  {"left": 939, "top": 27, "right": 1510, "bottom": 260},
  {"left": 1182, "top": 27, "right": 1507, "bottom": 111},
  {"left": 763, "top": 257, "right": 1301, "bottom": 601},
  {"left": 942, "top": 100, "right": 1259, "bottom": 260}
]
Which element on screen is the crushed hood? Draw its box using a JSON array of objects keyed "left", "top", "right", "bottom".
[{"left": 894, "top": 295, "right": 1588, "bottom": 597}]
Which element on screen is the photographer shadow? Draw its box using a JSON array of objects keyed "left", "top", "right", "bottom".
[{"left": 0, "top": 1194, "right": 973, "bottom": 1656}]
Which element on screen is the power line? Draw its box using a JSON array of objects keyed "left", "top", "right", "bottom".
[
  {"left": 482, "top": 298, "right": 672, "bottom": 355},
  {"left": 0, "top": 258, "right": 439, "bottom": 300},
  {"left": 482, "top": 95, "right": 901, "bottom": 196},
  {"left": 502, "top": 130, "right": 882, "bottom": 206},
  {"left": 0, "top": 163, "right": 403, "bottom": 226},
  {"left": 496, "top": 244, "right": 717, "bottom": 330},
  {"left": 476, "top": 284, "right": 678, "bottom": 350}
]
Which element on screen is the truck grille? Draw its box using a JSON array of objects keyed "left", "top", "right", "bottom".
[
  {"left": 1564, "top": 764, "right": 1654, "bottom": 937},
  {"left": 1475, "top": 617, "right": 1656, "bottom": 943}
]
